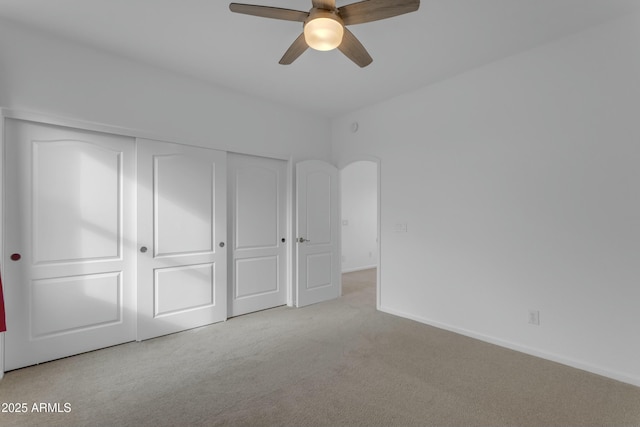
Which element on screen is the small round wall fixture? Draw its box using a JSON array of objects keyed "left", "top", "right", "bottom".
[{"left": 351, "top": 122, "right": 359, "bottom": 133}]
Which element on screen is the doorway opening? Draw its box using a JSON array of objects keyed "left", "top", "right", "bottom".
[{"left": 340, "top": 160, "right": 380, "bottom": 308}]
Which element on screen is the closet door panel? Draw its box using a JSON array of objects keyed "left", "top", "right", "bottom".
[
  {"left": 137, "top": 139, "right": 227, "bottom": 340},
  {"left": 228, "top": 154, "right": 287, "bottom": 316},
  {"left": 4, "top": 119, "right": 136, "bottom": 371}
]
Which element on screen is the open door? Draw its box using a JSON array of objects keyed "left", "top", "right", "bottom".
[{"left": 296, "top": 160, "right": 340, "bottom": 307}]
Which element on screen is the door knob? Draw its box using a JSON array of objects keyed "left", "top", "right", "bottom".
[
  {"left": 297, "top": 237, "right": 310, "bottom": 243},
  {"left": 10, "top": 253, "right": 21, "bottom": 261},
  {"left": 219, "top": 242, "right": 225, "bottom": 248},
  {"left": 140, "top": 246, "right": 148, "bottom": 253}
]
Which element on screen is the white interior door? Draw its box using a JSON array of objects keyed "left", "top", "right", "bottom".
[
  {"left": 296, "top": 160, "right": 340, "bottom": 307},
  {"left": 3, "top": 119, "right": 136, "bottom": 370},
  {"left": 137, "top": 139, "right": 226, "bottom": 340},
  {"left": 228, "top": 154, "right": 287, "bottom": 317}
]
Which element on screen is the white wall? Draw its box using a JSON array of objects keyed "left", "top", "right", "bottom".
[
  {"left": 332, "top": 13, "right": 640, "bottom": 386},
  {"left": 0, "top": 18, "right": 330, "bottom": 162},
  {"left": 341, "top": 161, "right": 377, "bottom": 272}
]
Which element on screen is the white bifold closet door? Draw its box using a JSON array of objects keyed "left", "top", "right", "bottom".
[
  {"left": 228, "top": 154, "right": 287, "bottom": 317},
  {"left": 136, "top": 139, "right": 227, "bottom": 341},
  {"left": 3, "top": 119, "right": 136, "bottom": 371}
]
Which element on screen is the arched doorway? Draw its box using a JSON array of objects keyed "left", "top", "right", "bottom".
[{"left": 340, "top": 159, "right": 380, "bottom": 307}]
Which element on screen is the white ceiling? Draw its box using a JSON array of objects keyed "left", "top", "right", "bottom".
[{"left": 0, "top": 0, "right": 638, "bottom": 117}]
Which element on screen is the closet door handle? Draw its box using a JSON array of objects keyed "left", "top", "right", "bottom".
[{"left": 140, "top": 246, "right": 148, "bottom": 253}]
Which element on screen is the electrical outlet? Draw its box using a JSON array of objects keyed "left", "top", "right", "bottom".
[{"left": 528, "top": 310, "right": 540, "bottom": 326}]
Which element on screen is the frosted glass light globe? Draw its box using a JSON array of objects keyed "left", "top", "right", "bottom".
[{"left": 304, "top": 17, "right": 344, "bottom": 51}]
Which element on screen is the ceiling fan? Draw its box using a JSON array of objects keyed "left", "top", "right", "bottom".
[{"left": 229, "top": 0, "right": 420, "bottom": 67}]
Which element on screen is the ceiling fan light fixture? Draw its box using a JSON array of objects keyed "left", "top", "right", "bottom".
[
  {"left": 304, "top": 11, "right": 344, "bottom": 51},
  {"left": 229, "top": 0, "right": 420, "bottom": 67}
]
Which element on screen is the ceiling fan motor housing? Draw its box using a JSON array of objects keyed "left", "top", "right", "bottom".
[{"left": 304, "top": 9, "right": 345, "bottom": 51}]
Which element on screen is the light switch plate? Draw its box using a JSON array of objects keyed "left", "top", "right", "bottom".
[{"left": 394, "top": 223, "right": 408, "bottom": 233}]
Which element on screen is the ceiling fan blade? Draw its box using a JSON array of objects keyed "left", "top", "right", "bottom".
[
  {"left": 312, "top": 0, "right": 336, "bottom": 10},
  {"left": 279, "top": 33, "right": 309, "bottom": 65},
  {"left": 338, "top": 0, "right": 420, "bottom": 26},
  {"left": 229, "top": 3, "right": 309, "bottom": 22},
  {"left": 338, "top": 28, "right": 373, "bottom": 68}
]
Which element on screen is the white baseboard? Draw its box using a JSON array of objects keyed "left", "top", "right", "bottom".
[
  {"left": 342, "top": 265, "right": 377, "bottom": 274},
  {"left": 379, "top": 305, "right": 640, "bottom": 388}
]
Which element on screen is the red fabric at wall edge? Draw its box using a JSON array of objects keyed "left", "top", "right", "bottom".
[{"left": 0, "top": 271, "right": 6, "bottom": 332}]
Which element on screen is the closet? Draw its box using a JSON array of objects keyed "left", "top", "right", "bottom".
[{"left": 2, "top": 116, "right": 340, "bottom": 371}]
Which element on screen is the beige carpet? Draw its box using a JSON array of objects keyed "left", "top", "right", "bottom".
[{"left": 1, "top": 269, "right": 639, "bottom": 427}]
